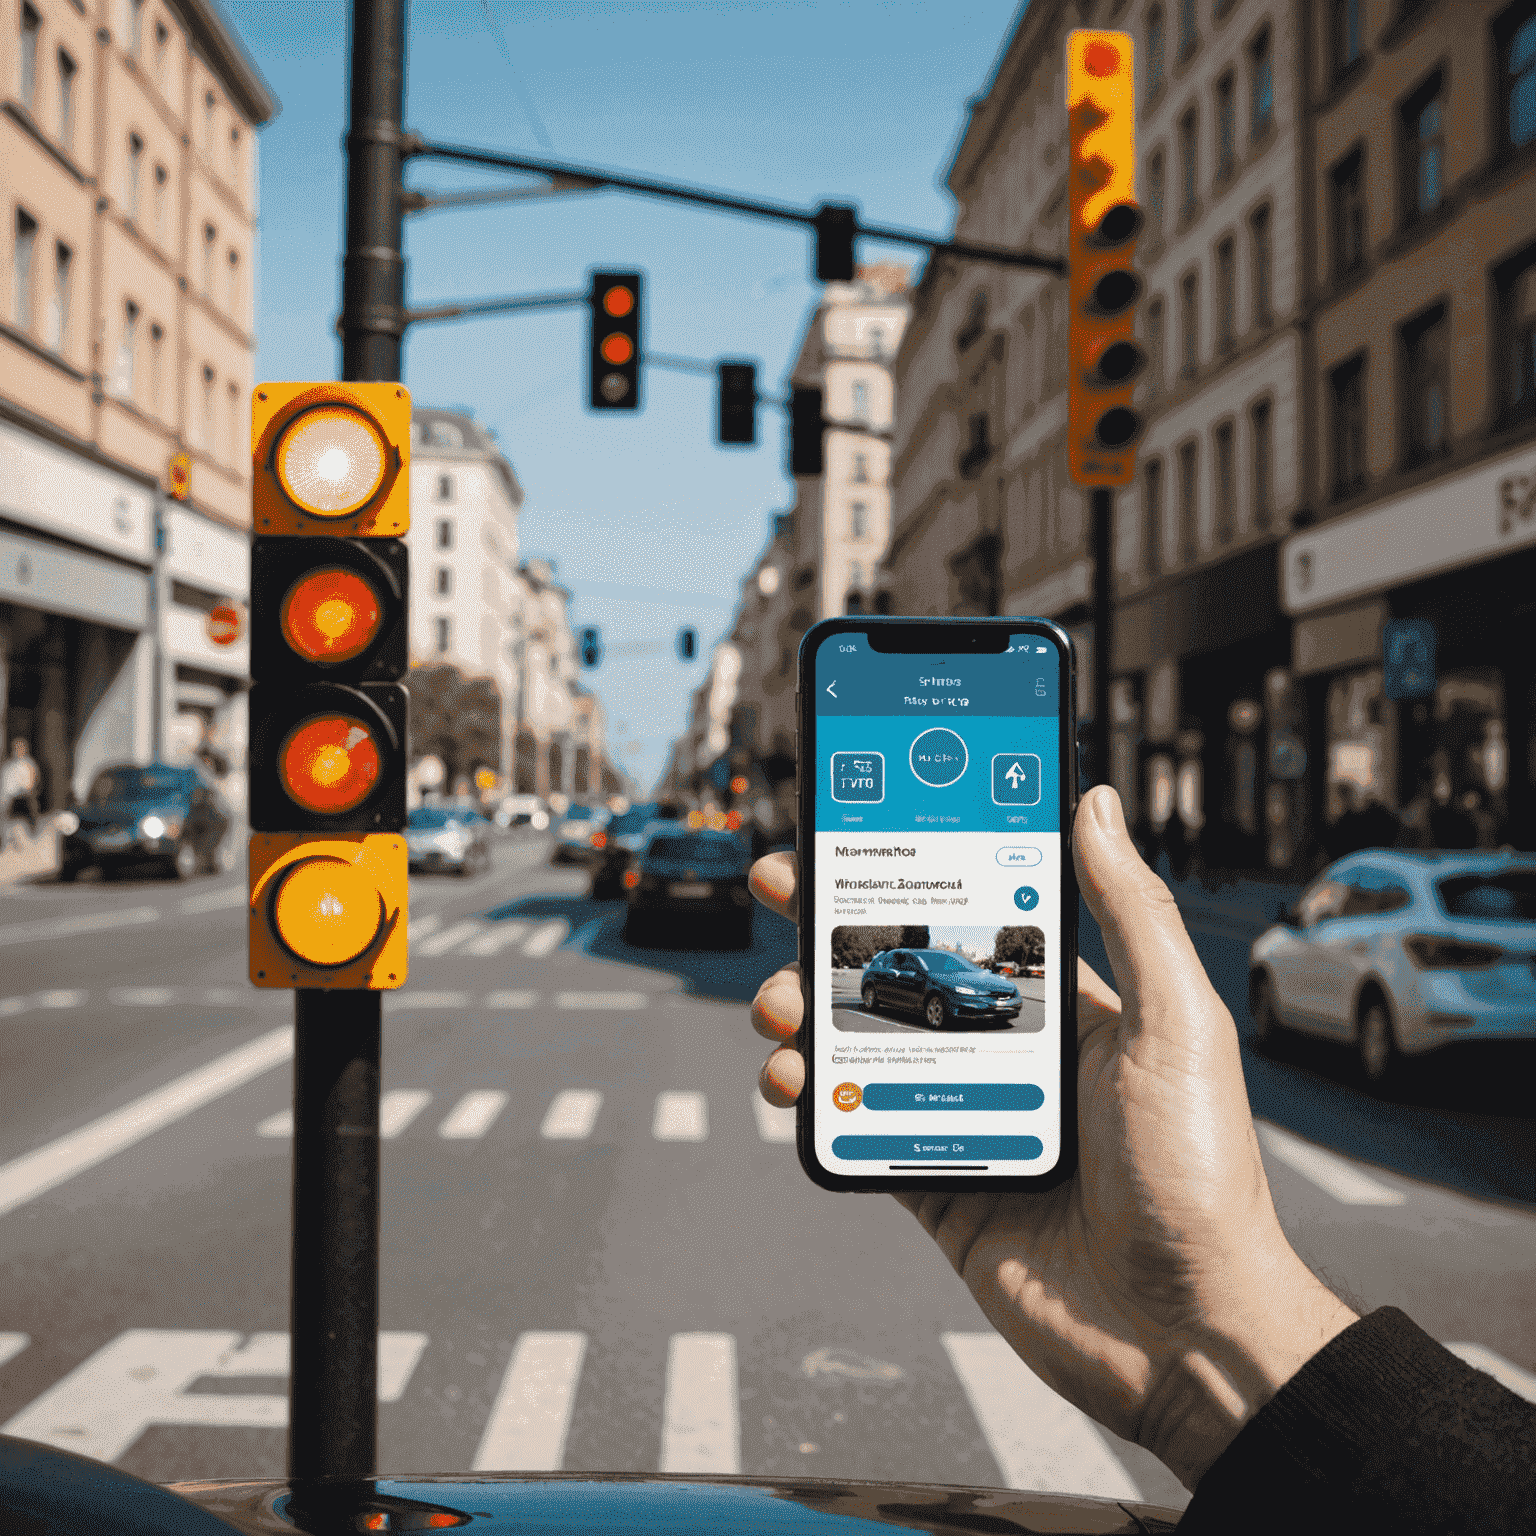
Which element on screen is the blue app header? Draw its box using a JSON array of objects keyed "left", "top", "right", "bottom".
[{"left": 814, "top": 632, "right": 1060, "bottom": 718}]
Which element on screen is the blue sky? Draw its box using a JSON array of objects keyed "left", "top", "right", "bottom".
[{"left": 228, "top": 0, "right": 1023, "bottom": 791}]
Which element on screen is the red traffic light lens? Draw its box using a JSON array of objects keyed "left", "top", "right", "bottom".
[
  {"left": 601, "top": 333, "right": 634, "bottom": 366},
  {"left": 1084, "top": 39, "right": 1121, "bottom": 75},
  {"left": 603, "top": 285, "right": 635, "bottom": 317},
  {"left": 281, "top": 568, "right": 383, "bottom": 665},
  {"left": 280, "top": 714, "right": 382, "bottom": 813}
]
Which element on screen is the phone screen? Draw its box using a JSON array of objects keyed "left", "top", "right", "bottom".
[{"left": 802, "top": 622, "right": 1074, "bottom": 1187}]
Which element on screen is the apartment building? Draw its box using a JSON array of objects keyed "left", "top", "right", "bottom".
[{"left": 2, "top": 0, "right": 274, "bottom": 807}]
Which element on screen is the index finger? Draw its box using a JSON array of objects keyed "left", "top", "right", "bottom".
[{"left": 749, "top": 851, "right": 797, "bottom": 921}]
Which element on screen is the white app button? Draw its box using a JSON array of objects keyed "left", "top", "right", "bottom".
[{"left": 995, "top": 846, "right": 1043, "bottom": 867}]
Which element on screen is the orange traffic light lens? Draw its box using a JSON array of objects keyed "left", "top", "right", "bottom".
[
  {"left": 280, "top": 714, "right": 382, "bottom": 813},
  {"left": 603, "top": 285, "right": 635, "bottom": 317},
  {"left": 600, "top": 333, "right": 634, "bottom": 366},
  {"left": 271, "top": 856, "right": 384, "bottom": 967},
  {"left": 281, "top": 568, "right": 383, "bottom": 665},
  {"left": 274, "top": 406, "right": 389, "bottom": 518}
]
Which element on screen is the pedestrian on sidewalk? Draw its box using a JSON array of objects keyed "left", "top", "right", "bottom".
[{"left": 0, "top": 739, "right": 41, "bottom": 850}]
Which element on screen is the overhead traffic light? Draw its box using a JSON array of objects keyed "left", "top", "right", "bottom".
[
  {"left": 813, "top": 204, "right": 857, "bottom": 283},
  {"left": 1066, "top": 30, "right": 1145, "bottom": 487},
  {"left": 677, "top": 626, "right": 697, "bottom": 662},
  {"left": 247, "top": 380, "right": 411, "bottom": 991},
  {"left": 789, "top": 386, "right": 824, "bottom": 477},
  {"left": 588, "top": 271, "right": 642, "bottom": 411},
  {"left": 717, "top": 361, "right": 757, "bottom": 445},
  {"left": 579, "top": 626, "right": 602, "bottom": 668}
]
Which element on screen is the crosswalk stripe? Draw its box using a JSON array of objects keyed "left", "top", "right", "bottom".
[
  {"left": 1444, "top": 1342, "right": 1536, "bottom": 1404},
  {"left": 941, "top": 1333, "right": 1143, "bottom": 1500},
  {"left": 463, "top": 923, "right": 528, "bottom": 956},
  {"left": 522, "top": 920, "right": 567, "bottom": 958},
  {"left": 177, "top": 885, "right": 246, "bottom": 915},
  {"left": 751, "top": 1094, "right": 797, "bottom": 1144},
  {"left": 483, "top": 990, "right": 538, "bottom": 1009},
  {"left": 473, "top": 1331, "right": 587, "bottom": 1471},
  {"left": 1254, "top": 1120, "right": 1407, "bottom": 1206},
  {"left": 381, "top": 1090, "right": 432, "bottom": 1138},
  {"left": 659, "top": 1333, "right": 739, "bottom": 1474},
  {"left": 0, "top": 1333, "right": 28, "bottom": 1369},
  {"left": 409, "top": 913, "right": 443, "bottom": 945},
  {"left": 0, "top": 906, "right": 158, "bottom": 947},
  {"left": 540, "top": 1089, "right": 603, "bottom": 1140},
  {"left": 653, "top": 1091, "right": 707, "bottom": 1142},
  {"left": 438, "top": 1090, "right": 509, "bottom": 1140},
  {"left": 109, "top": 987, "right": 177, "bottom": 1007},
  {"left": 387, "top": 992, "right": 471, "bottom": 1012},
  {"left": 37, "top": 991, "right": 86, "bottom": 1009},
  {"left": 555, "top": 991, "right": 649, "bottom": 1010},
  {"left": 417, "top": 921, "right": 483, "bottom": 957}
]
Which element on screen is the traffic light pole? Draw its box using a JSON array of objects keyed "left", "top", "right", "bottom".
[{"left": 1091, "top": 487, "right": 1113, "bottom": 792}]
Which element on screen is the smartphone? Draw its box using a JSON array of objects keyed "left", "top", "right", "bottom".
[{"left": 796, "top": 617, "right": 1078, "bottom": 1192}]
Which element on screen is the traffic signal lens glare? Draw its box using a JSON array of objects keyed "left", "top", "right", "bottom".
[
  {"left": 730, "top": 775, "right": 749, "bottom": 795},
  {"left": 280, "top": 714, "right": 382, "bottom": 813},
  {"left": 602, "top": 285, "right": 634, "bottom": 318},
  {"left": 280, "top": 568, "right": 383, "bottom": 665},
  {"left": 1084, "top": 39, "right": 1120, "bottom": 75},
  {"left": 274, "top": 407, "right": 388, "bottom": 518},
  {"left": 271, "top": 857, "right": 383, "bottom": 967},
  {"left": 600, "top": 333, "right": 635, "bottom": 366}
]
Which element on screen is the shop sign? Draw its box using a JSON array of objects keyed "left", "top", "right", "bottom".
[{"left": 1383, "top": 618, "right": 1436, "bottom": 701}]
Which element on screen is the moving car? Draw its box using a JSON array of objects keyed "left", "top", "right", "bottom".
[
  {"left": 1249, "top": 849, "right": 1536, "bottom": 1087},
  {"left": 620, "top": 827, "right": 753, "bottom": 947},
  {"left": 405, "top": 804, "right": 492, "bottom": 876},
  {"left": 495, "top": 793, "right": 549, "bottom": 830},
  {"left": 60, "top": 762, "right": 231, "bottom": 881},
  {"left": 589, "top": 802, "right": 685, "bottom": 897},
  {"left": 551, "top": 803, "right": 610, "bottom": 865},
  {"left": 859, "top": 947, "right": 1022, "bottom": 1030}
]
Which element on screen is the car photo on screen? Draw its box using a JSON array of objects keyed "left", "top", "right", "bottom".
[{"left": 830, "top": 924, "right": 1046, "bottom": 1033}]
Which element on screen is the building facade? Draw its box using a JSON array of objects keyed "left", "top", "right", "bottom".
[{"left": 1, "top": 0, "right": 274, "bottom": 808}]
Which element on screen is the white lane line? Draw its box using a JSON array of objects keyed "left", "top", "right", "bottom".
[
  {"left": 540, "top": 1089, "right": 603, "bottom": 1141},
  {"left": 409, "top": 912, "right": 443, "bottom": 946},
  {"left": 942, "top": 1332, "right": 1143, "bottom": 1500},
  {"left": 256, "top": 1110, "right": 292, "bottom": 1138},
  {"left": 0, "top": 906, "right": 160, "bottom": 947},
  {"left": 0, "top": 1025, "right": 293, "bottom": 1220},
  {"left": 751, "top": 1094, "right": 797, "bottom": 1144},
  {"left": 201, "top": 988, "right": 243, "bottom": 1007},
  {"left": 0, "top": 998, "right": 27, "bottom": 1017},
  {"left": 1254, "top": 1120, "right": 1407, "bottom": 1206},
  {"left": 463, "top": 923, "right": 528, "bottom": 956},
  {"left": 36, "top": 990, "right": 86, "bottom": 1009},
  {"left": 0, "top": 1333, "right": 28, "bottom": 1369},
  {"left": 1, "top": 1328, "right": 427, "bottom": 1463},
  {"left": 386, "top": 991, "right": 470, "bottom": 1012},
  {"left": 177, "top": 885, "right": 246, "bottom": 915},
  {"left": 522, "top": 920, "right": 567, "bottom": 958},
  {"left": 417, "top": 920, "right": 483, "bottom": 958},
  {"left": 109, "top": 987, "right": 178, "bottom": 1007},
  {"left": 653, "top": 1091, "right": 707, "bottom": 1142},
  {"left": 438, "top": 1090, "right": 509, "bottom": 1140},
  {"left": 1444, "top": 1342, "right": 1536, "bottom": 1404},
  {"left": 555, "top": 991, "right": 649, "bottom": 1010},
  {"left": 659, "top": 1333, "right": 739, "bottom": 1474},
  {"left": 473, "top": 1331, "right": 587, "bottom": 1471},
  {"left": 380, "top": 1090, "right": 432, "bottom": 1139},
  {"left": 483, "top": 990, "right": 538, "bottom": 1009}
]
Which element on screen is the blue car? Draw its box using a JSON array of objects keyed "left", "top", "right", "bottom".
[{"left": 859, "top": 947, "right": 1022, "bottom": 1030}]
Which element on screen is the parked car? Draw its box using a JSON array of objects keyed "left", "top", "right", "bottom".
[
  {"left": 859, "top": 948, "right": 1022, "bottom": 1030},
  {"left": 1248, "top": 849, "right": 1536, "bottom": 1088},
  {"left": 60, "top": 762, "right": 231, "bottom": 881},
  {"left": 551, "top": 803, "right": 610, "bottom": 865},
  {"left": 620, "top": 827, "right": 753, "bottom": 947},
  {"left": 495, "top": 793, "right": 549, "bottom": 831},
  {"left": 405, "top": 805, "right": 492, "bottom": 876},
  {"left": 589, "top": 802, "right": 684, "bottom": 898}
]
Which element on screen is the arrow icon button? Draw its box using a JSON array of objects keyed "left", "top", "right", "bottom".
[{"left": 826, "top": 680, "right": 837, "bottom": 699}]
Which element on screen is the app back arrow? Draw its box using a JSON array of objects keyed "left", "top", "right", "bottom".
[{"left": 826, "top": 681, "right": 837, "bottom": 698}]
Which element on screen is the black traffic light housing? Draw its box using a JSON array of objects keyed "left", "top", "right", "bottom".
[
  {"left": 588, "top": 271, "right": 643, "bottom": 411},
  {"left": 717, "top": 361, "right": 757, "bottom": 446},
  {"left": 580, "top": 626, "right": 603, "bottom": 668},
  {"left": 789, "top": 387, "right": 825, "bottom": 477},
  {"left": 677, "top": 626, "right": 697, "bottom": 662},
  {"left": 813, "top": 204, "right": 857, "bottom": 282}
]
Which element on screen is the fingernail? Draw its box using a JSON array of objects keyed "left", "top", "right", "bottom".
[{"left": 1091, "top": 787, "right": 1119, "bottom": 832}]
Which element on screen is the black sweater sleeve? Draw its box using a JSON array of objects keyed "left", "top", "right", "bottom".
[{"left": 1176, "top": 1306, "right": 1536, "bottom": 1534}]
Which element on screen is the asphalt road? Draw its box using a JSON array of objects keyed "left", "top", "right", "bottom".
[
  {"left": 829, "top": 969, "right": 1046, "bottom": 1034},
  {"left": 0, "top": 833, "right": 1531, "bottom": 1514}
]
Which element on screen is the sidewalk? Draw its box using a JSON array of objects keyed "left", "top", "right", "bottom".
[{"left": 0, "top": 824, "right": 60, "bottom": 887}]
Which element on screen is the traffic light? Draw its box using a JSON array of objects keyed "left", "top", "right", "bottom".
[
  {"left": 789, "top": 386, "right": 824, "bottom": 477},
  {"left": 813, "top": 204, "right": 857, "bottom": 283},
  {"left": 247, "top": 380, "right": 411, "bottom": 991},
  {"left": 588, "top": 271, "right": 642, "bottom": 411},
  {"left": 168, "top": 451, "right": 190, "bottom": 502},
  {"left": 717, "top": 361, "right": 757, "bottom": 445},
  {"left": 1066, "top": 30, "right": 1145, "bottom": 487},
  {"left": 580, "top": 626, "right": 602, "bottom": 668},
  {"left": 677, "top": 626, "right": 697, "bottom": 662}
]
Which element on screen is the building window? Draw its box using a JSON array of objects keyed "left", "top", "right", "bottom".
[
  {"left": 1215, "top": 72, "right": 1236, "bottom": 179},
  {"left": 1495, "top": 243, "right": 1536, "bottom": 422},
  {"left": 1331, "top": 0, "right": 1362, "bottom": 73},
  {"left": 1147, "top": 149, "right": 1166, "bottom": 235},
  {"left": 1214, "top": 419, "right": 1236, "bottom": 543},
  {"left": 229, "top": 125, "right": 242, "bottom": 178},
  {"left": 20, "top": 4, "right": 39, "bottom": 111},
  {"left": 1179, "top": 270, "right": 1199, "bottom": 379},
  {"left": 1330, "top": 147, "right": 1366, "bottom": 279},
  {"left": 228, "top": 382, "right": 240, "bottom": 463},
  {"left": 46, "top": 240, "right": 70, "bottom": 350},
  {"left": 204, "top": 89, "right": 216, "bottom": 151},
  {"left": 1147, "top": 6, "right": 1165, "bottom": 94},
  {"left": 435, "top": 617, "right": 451, "bottom": 653},
  {"left": 1143, "top": 457, "right": 1164, "bottom": 574},
  {"left": 114, "top": 300, "right": 139, "bottom": 397},
  {"left": 1497, "top": 1, "right": 1536, "bottom": 152},
  {"left": 436, "top": 474, "right": 454, "bottom": 502},
  {"left": 127, "top": 133, "right": 144, "bottom": 219},
  {"left": 154, "top": 19, "right": 168, "bottom": 76},
  {"left": 852, "top": 451, "right": 868, "bottom": 483},
  {"left": 1250, "top": 398, "right": 1274, "bottom": 529},
  {"left": 128, "top": 0, "right": 144, "bottom": 55},
  {"left": 851, "top": 379, "right": 869, "bottom": 421},
  {"left": 1249, "top": 28, "right": 1274, "bottom": 141},
  {"left": 154, "top": 163, "right": 168, "bottom": 233},
  {"left": 1147, "top": 296, "right": 1166, "bottom": 393},
  {"left": 202, "top": 223, "right": 217, "bottom": 295},
  {"left": 848, "top": 560, "right": 865, "bottom": 591},
  {"left": 201, "top": 363, "right": 216, "bottom": 452},
  {"left": 1178, "top": 108, "right": 1199, "bottom": 220},
  {"left": 149, "top": 321, "right": 163, "bottom": 411},
  {"left": 436, "top": 565, "right": 452, "bottom": 596},
  {"left": 866, "top": 326, "right": 884, "bottom": 358},
  {"left": 1330, "top": 353, "right": 1367, "bottom": 497},
  {"left": 1178, "top": 0, "right": 1198, "bottom": 58},
  {"left": 1249, "top": 203, "right": 1273, "bottom": 326},
  {"left": 1216, "top": 236, "right": 1237, "bottom": 353},
  {"left": 850, "top": 501, "right": 868, "bottom": 538},
  {"left": 1401, "top": 302, "right": 1449, "bottom": 465},
  {"left": 57, "top": 50, "right": 76, "bottom": 146},
  {"left": 13, "top": 209, "right": 38, "bottom": 332},
  {"left": 1177, "top": 439, "right": 1199, "bottom": 563},
  {"left": 1400, "top": 71, "right": 1445, "bottom": 224},
  {"left": 435, "top": 517, "right": 453, "bottom": 550},
  {"left": 227, "top": 249, "right": 240, "bottom": 310}
]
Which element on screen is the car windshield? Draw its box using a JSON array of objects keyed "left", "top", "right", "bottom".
[
  {"left": 1436, "top": 871, "right": 1536, "bottom": 922},
  {"left": 408, "top": 807, "right": 470, "bottom": 829},
  {"left": 609, "top": 807, "right": 657, "bottom": 835},
  {"left": 646, "top": 835, "right": 742, "bottom": 866},
  {"left": 86, "top": 768, "right": 189, "bottom": 805},
  {"left": 562, "top": 805, "right": 595, "bottom": 821},
  {"left": 917, "top": 951, "right": 979, "bottom": 974}
]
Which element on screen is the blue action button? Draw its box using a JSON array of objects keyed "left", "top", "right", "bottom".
[
  {"left": 1013, "top": 886, "right": 1039, "bottom": 912},
  {"left": 862, "top": 1083, "right": 1044, "bottom": 1112},
  {"left": 991, "top": 752, "right": 1042, "bottom": 805},
  {"left": 833, "top": 1135, "right": 1044, "bottom": 1162},
  {"left": 830, "top": 751, "right": 885, "bottom": 803}
]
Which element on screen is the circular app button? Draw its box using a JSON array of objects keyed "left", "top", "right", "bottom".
[
  {"left": 1013, "top": 886, "right": 1040, "bottom": 912},
  {"left": 909, "top": 727, "right": 968, "bottom": 788},
  {"left": 832, "top": 1082, "right": 862, "bottom": 1112}
]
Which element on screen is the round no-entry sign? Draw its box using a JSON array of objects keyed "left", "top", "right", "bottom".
[{"left": 207, "top": 604, "right": 243, "bottom": 645}]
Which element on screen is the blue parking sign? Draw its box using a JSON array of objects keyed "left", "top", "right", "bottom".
[{"left": 1383, "top": 618, "right": 1435, "bottom": 701}]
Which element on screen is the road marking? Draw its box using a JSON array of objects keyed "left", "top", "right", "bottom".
[
  {"left": 417, "top": 920, "right": 483, "bottom": 957},
  {"left": 37, "top": 990, "right": 86, "bottom": 1009},
  {"left": 438, "top": 1090, "right": 509, "bottom": 1140},
  {"left": 473, "top": 1331, "right": 587, "bottom": 1471},
  {"left": 659, "top": 1333, "right": 739, "bottom": 1474},
  {"left": 386, "top": 991, "right": 470, "bottom": 1012},
  {"left": 653, "top": 1091, "right": 707, "bottom": 1142},
  {"left": 1444, "top": 1342, "right": 1536, "bottom": 1404},
  {"left": 751, "top": 1094, "right": 797, "bottom": 1144},
  {"left": 177, "top": 885, "right": 246, "bottom": 915},
  {"left": 201, "top": 988, "right": 243, "bottom": 1007},
  {"left": 381, "top": 1090, "right": 432, "bottom": 1138},
  {"left": 0, "top": 906, "right": 159, "bottom": 947},
  {"left": 409, "top": 913, "right": 443, "bottom": 946},
  {"left": 463, "top": 923, "right": 528, "bottom": 956},
  {"left": 941, "top": 1332, "right": 1143, "bottom": 1499},
  {"left": 540, "top": 1089, "right": 603, "bottom": 1140},
  {"left": 0, "top": 997, "right": 26, "bottom": 1017},
  {"left": 109, "top": 987, "right": 177, "bottom": 1007},
  {"left": 555, "top": 991, "right": 649, "bottom": 1010},
  {"left": 522, "top": 920, "right": 567, "bottom": 958},
  {"left": 256, "top": 1110, "right": 292, "bottom": 1138},
  {"left": 483, "top": 990, "right": 538, "bottom": 1009},
  {"left": 0, "top": 1334, "right": 28, "bottom": 1369},
  {"left": 1, "top": 1329, "right": 426, "bottom": 1463},
  {"left": 1254, "top": 1120, "right": 1407, "bottom": 1206},
  {"left": 0, "top": 1025, "right": 293, "bottom": 1219}
]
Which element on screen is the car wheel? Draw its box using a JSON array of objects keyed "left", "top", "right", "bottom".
[
  {"left": 1250, "top": 972, "right": 1284, "bottom": 1052},
  {"left": 924, "top": 993, "right": 949, "bottom": 1031},
  {"left": 861, "top": 982, "right": 877, "bottom": 1012},
  {"left": 1356, "top": 998, "right": 1401, "bottom": 1091},
  {"left": 171, "top": 843, "right": 199, "bottom": 880}
]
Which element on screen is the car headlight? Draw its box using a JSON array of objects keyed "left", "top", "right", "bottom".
[
  {"left": 531, "top": 811, "right": 549, "bottom": 830},
  {"left": 140, "top": 814, "right": 182, "bottom": 839},
  {"left": 954, "top": 985, "right": 979, "bottom": 995},
  {"left": 55, "top": 812, "right": 79, "bottom": 836}
]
